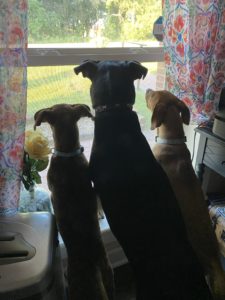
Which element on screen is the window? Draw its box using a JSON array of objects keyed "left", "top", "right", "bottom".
[{"left": 27, "top": 0, "right": 164, "bottom": 189}]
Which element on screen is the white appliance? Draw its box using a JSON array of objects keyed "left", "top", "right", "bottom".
[{"left": 0, "top": 212, "right": 66, "bottom": 300}]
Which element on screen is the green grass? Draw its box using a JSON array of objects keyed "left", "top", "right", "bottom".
[
  {"left": 135, "top": 90, "right": 152, "bottom": 127},
  {"left": 27, "top": 66, "right": 91, "bottom": 115},
  {"left": 27, "top": 64, "right": 155, "bottom": 129}
]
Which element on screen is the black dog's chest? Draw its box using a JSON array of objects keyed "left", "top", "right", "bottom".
[{"left": 90, "top": 113, "right": 156, "bottom": 190}]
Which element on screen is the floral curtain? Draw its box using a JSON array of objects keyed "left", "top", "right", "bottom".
[
  {"left": 163, "top": 0, "right": 225, "bottom": 123},
  {"left": 0, "top": 1, "right": 27, "bottom": 215}
]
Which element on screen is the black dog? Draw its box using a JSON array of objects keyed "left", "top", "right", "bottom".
[{"left": 74, "top": 60, "right": 212, "bottom": 300}]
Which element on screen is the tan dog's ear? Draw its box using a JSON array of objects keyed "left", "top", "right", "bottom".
[
  {"left": 72, "top": 104, "right": 94, "bottom": 121},
  {"left": 74, "top": 60, "right": 99, "bottom": 80},
  {"left": 176, "top": 100, "right": 190, "bottom": 125},
  {"left": 34, "top": 109, "right": 54, "bottom": 129},
  {"left": 128, "top": 61, "right": 148, "bottom": 80},
  {"left": 151, "top": 103, "right": 167, "bottom": 130}
]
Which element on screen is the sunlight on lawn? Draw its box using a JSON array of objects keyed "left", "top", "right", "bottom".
[
  {"left": 26, "top": 62, "right": 156, "bottom": 176},
  {"left": 27, "top": 66, "right": 91, "bottom": 115},
  {"left": 27, "top": 62, "right": 156, "bottom": 129}
]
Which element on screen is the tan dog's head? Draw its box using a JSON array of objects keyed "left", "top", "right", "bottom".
[
  {"left": 145, "top": 89, "right": 190, "bottom": 130},
  {"left": 34, "top": 104, "right": 93, "bottom": 130}
]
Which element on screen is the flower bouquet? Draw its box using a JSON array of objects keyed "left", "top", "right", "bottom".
[
  {"left": 19, "top": 130, "right": 52, "bottom": 212},
  {"left": 22, "top": 130, "right": 51, "bottom": 190}
]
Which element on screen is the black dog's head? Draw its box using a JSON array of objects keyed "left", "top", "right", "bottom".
[{"left": 74, "top": 60, "right": 148, "bottom": 109}]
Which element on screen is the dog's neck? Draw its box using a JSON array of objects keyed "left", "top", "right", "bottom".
[
  {"left": 156, "top": 107, "right": 185, "bottom": 140},
  {"left": 94, "top": 109, "right": 141, "bottom": 140},
  {"left": 52, "top": 125, "right": 81, "bottom": 153}
]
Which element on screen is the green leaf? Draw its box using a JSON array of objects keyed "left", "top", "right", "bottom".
[
  {"left": 32, "top": 171, "right": 42, "bottom": 184},
  {"left": 22, "top": 175, "right": 35, "bottom": 191},
  {"left": 35, "top": 159, "right": 49, "bottom": 171}
]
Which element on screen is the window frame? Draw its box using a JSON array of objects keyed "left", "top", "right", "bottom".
[{"left": 27, "top": 46, "right": 164, "bottom": 66}]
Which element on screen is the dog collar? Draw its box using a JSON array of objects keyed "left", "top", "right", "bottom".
[
  {"left": 95, "top": 103, "right": 133, "bottom": 113},
  {"left": 155, "top": 136, "right": 187, "bottom": 145},
  {"left": 52, "top": 146, "right": 84, "bottom": 157}
]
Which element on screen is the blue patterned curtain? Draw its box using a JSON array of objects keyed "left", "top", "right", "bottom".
[
  {"left": 163, "top": 0, "right": 225, "bottom": 123},
  {"left": 0, "top": 1, "right": 28, "bottom": 215}
]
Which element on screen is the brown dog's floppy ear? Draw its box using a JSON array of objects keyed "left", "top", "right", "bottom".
[
  {"left": 151, "top": 103, "right": 167, "bottom": 130},
  {"left": 72, "top": 104, "right": 94, "bottom": 121},
  {"left": 34, "top": 109, "right": 54, "bottom": 129},
  {"left": 176, "top": 100, "right": 190, "bottom": 125},
  {"left": 128, "top": 61, "right": 148, "bottom": 80},
  {"left": 74, "top": 60, "right": 98, "bottom": 80}
]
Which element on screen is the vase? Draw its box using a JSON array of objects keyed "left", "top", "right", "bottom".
[{"left": 19, "top": 184, "right": 52, "bottom": 213}]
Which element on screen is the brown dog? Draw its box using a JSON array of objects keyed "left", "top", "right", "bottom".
[
  {"left": 146, "top": 89, "right": 225, "bottom": 300},
  {"left": 34, "top": 104, "right": 114, "bottom": 300}
]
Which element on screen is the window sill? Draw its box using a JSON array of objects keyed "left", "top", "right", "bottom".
[{"left": 28, "top": 46, "right": 164, "bottom": 66}]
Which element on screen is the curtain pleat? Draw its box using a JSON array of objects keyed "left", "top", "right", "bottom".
[
  {"left": 163, "top": 0, "right": 225, "bottom": 123},
  {"left": 0, "top": 0, "right": 28, "bottom": 215}
]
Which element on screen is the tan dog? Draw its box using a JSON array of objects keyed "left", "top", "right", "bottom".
[
  {"left": 34, "top": 104, "right": 114, "bottom": 300},
  {"left": 146, "top": 89, "right": 225, "bottom": 300}
]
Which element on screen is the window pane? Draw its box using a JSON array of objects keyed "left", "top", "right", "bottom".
[
  {"left": 28, "top": 0, "right": 162, "bottom": 47},
  {"left": 27, "top": 62, "right": 165, "bottom": 187},
  {"left": 27, "top": 62, "right": 164, "bottom": 148}
]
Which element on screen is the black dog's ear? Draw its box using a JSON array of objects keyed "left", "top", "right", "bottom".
[
  {"left": 74, "top": 60, "right": 99, "bottom": 80},
  {"left": 128, "top": 61, "right": 148, "bottom": 80},
  {"left": 34, "top": 108, "right": 54, "bottom": 129}
]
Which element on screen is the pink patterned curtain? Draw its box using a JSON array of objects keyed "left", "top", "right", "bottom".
[
  {"left": 163, "top": 0, "right": 225, "bottom": 123},
  {"left": 0, "top": 1, "right": 27, "bottom": 215}
]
